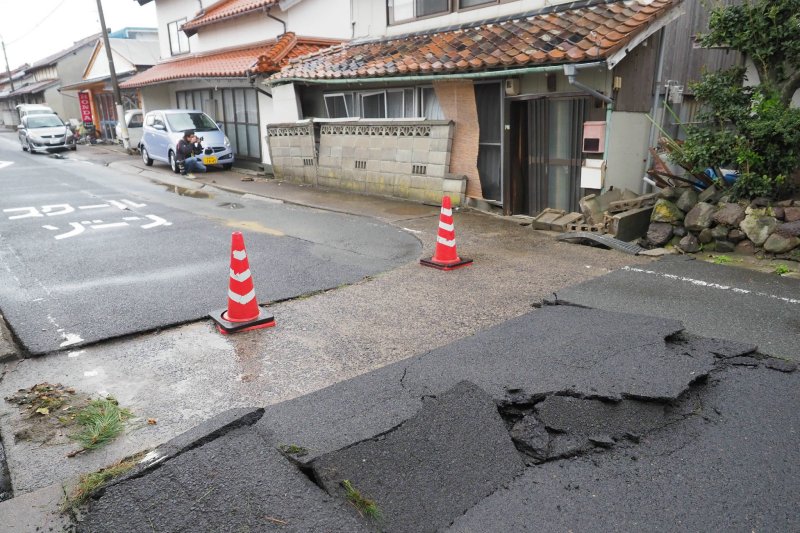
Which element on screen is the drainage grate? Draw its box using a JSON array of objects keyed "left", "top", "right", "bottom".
[
  {"left": 355, "top": 160, "right": 367, "bottom": 169},
  {"left": 303, "top": 158, "right": 314, "bottom": 166},
  {"left": 412, "top": 164, "right": 427, "bottom": 175},
  {"left": 555, "top": 232, "right": 645, "bottom": 255}
]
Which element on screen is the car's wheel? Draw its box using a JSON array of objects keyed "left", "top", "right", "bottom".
[
  {"left": 70, "top": 144, "right": 77, "bottom": 151},
  {"left": 141, "top": 146, "right": 153, "bottom": 166},
  {"left": 169, "top": 151, "right": 179, "bottom": 173},
  {"left": 26, "top": 139, "right": 34, "bottom": 153},
  {"left": 222, "top": 163, "right": 233, "bottom": 170}
]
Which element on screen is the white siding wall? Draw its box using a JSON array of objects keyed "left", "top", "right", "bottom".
[
  {"left": 258, "top": 91, "right": 273, "bottom": 165},
  {"left": 286, "top": 0, "right": 351, "bottom": 39},
  {"left": 140, "top": 85, "right": 172, "bottom": 114},
  {"left": 87, "top": 48, "right": 136, "bottom": 79},
  {"left": 270, "top": 83, "right": 302, "bottom": 123},
  {"left": 352, "top": 0, "right": 573, "bottom": 39},
  {"left": 193, "top": 16, "right": 285, "bottom": 53},
  {"left": 154, "top": 0, "right": 201, "bottom": 60}
]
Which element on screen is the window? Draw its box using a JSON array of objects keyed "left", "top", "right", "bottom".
[
  {"left": 323, "top": 88, "right": 442, "bottom": 119},
  {"left": 324, "top": 93, "right": 353, "bottom": 118},
  {"left": 168, "top": 19, "right": 189, "bottom": 55},
  {"left": 418, "top": 87, "right": 444, "bottom": 119},
  {"left": 389, "top": 0, "right": 449, "bottom": 23},
  {"left": 459, "top": 0, "right": 495, "bottom": 8}
]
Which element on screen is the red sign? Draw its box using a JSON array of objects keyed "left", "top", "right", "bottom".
[{"left": 78, "top": 92, "right": 93, "bottom": 123}]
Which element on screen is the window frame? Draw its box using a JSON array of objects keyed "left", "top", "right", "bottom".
[
  {"left": 167, "top": 18, "right": 190, "bottom": 56},
  {"left": 323, "top": 93, "right": 354, "bottom": 118},
  {"left": 322, "top": 87, "right": 442, "bottom": 120},
  {"left": 387, "top": 0, "right": 452, "bottom": 25}
]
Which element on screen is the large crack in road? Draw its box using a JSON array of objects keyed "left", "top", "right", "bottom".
[{"left": 75, "top": 305, "right": 799, "bottom": 532}]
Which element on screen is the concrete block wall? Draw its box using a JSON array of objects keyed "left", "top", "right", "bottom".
[
  {"left": 268, "top": 120, "right": 467, "bottom": 206},
  {"left": 265, "top": 122, "right": 317, "bottom": 185}
]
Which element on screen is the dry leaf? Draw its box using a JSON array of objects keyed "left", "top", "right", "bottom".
[
  {"left": 147, "top": 418, "right": 157, "bottom": 425},
  {"left": 35, "top": 407, "right": 49, "bottom": 415}
]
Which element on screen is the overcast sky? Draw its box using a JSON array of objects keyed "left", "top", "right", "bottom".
[{"left": 1, "top": 0, "right": 157, "bottom": 70}]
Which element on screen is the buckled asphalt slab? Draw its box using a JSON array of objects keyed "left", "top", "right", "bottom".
[
  {"left": 556, "top": 255, "right": 800, "bottom": 360},
  {"left": 69, "top": 306, "right": 798, "bottom": 532}
]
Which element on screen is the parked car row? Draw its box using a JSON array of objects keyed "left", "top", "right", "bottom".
[{"left": 15, "top": 104, "right": 235, "bottom": 172}]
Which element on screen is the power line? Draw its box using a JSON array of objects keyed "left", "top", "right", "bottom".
[{"left": 7, "top": 0, "right": 70, "bottom": 45}]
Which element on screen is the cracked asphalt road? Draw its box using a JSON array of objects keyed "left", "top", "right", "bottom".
[{"left": 75, "top": 306, "right": 799, "bottom": 532}]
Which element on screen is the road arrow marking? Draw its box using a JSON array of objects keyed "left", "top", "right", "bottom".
[{"left": 0, "top": 161, "right": 14, "bottom": 170}]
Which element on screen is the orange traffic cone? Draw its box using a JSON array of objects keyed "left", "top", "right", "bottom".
[
  {"left": 420, "top": 196, "right": 473, "bottom": 271},
  {"left": 209, "top": 231, "right": 275, "bottom": 334}
]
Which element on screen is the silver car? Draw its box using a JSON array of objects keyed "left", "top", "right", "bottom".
[
  {"left": 18, "top": 113, "right": 76, "bottom": 153},
  {"left": 140, "top": 109, "right": 234, "bottom": 172}
]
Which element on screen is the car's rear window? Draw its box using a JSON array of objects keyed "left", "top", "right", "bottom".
[
  {"left": 166, "top": 112, "right": 217, "bottom": 132},
  {"left": 27, "top": 115, "right": 63, "bottom": 128}
]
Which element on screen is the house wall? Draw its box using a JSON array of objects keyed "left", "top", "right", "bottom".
[
  {"left": 194, "top": 16, "right": 285, "bottom": 53},
  {"left": 352, "top": 0, "right": 573, "bottom": 39},
  {"left": 54, "top": 44, "right": 97, "bottom": 119},
  {"left": 140, "top": 84, "right": 172, "bottom": 114},
  {"left": 87, "top": 48, "right": 136, "bottom": 79},
  {"left": 270, "top": 83, "right": 302, "bottom": 123},
  {"left": 190, "top": 0, "right": 350, "bottom": 54},
  {"left": 604, "top": 112, "right": 651, "bottom": 193},
  {"left": 433, "top": 80, "right": 480, "bottom": 198},
  {"left": 267, "top": 120, "right": 466, "bottom": 205},
  {"left": 33, "top": 66, "right": 57, "bottom": 82},
  {"left": 258, "top": 91, "right": 273, "bottom": 165},
  {"left": 153, "top": 0, "right": 200, "bottom": 59}
]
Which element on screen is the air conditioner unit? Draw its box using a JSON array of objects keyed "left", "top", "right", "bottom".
[{"left": 504, "top": 78, "right": 520, "bottom": 96}]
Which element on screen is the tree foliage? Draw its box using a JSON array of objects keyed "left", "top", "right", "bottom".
[{"left": 670, "top": 0, "right": 800, "bottom": 199}]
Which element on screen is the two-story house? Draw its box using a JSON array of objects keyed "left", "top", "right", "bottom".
[
  {"left": 125, "top": 0, "right": 351, "bottom": 170},
  {"left": 264, "top": 0, "right": 739, "bottom": 215}
]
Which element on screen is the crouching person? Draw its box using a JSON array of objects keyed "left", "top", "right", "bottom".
[{"left": 176, "top": 130, "right": 206, "bottom": 175}]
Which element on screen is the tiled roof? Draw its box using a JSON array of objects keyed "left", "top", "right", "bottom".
[
  {"left": 272, "top": 0, "right": 680, "bottom": 81},
  {"left": 182, "top": 0, "right": 280, "bottom": 36},
  {"left": 8, "top": 79, "right": 59, "bottom": 96},
  {"left": 120, "top": 34, "right": 338, "bottom": 88}
]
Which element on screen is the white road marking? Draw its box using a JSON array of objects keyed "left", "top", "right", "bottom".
[
  {"left": 0, "top": 161, "right": 14, "bottom": 170},
  {"left": 60, "top": 332, "right": 84, "bottom": 347},
  {"left": 621, "top": 266, "right": 800, "bottom": 305}
]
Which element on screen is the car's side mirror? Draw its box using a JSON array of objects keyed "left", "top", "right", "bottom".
[
  {"left": 217, "top": 122, "right": 223, "bottom": 130},
  {"left": 153, "top": 124, "right": 165, "bottom": 131}
]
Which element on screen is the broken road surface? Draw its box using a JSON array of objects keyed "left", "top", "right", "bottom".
[{"left": 76, "top": 306, "right": 799, "bottom": 532}]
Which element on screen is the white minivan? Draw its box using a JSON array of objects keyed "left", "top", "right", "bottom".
[{"left": 16, "top": 104, "right": 55, "bottom": 122}]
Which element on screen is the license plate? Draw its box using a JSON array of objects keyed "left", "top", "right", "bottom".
[
  {"left": 50, "top": 139, "right": 59, "bottom": 145},
  {"left": 202, "top": 156, "right": 217, "bottom": 165}
]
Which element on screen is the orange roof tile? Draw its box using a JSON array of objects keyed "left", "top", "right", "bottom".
[
  {"left": 182, "top": 0, "right": 279, "bottom": 36},
  {"left": 273, "top": 0, "right": 681, "bottom": 81},
  {"left": 121, "top": 34, "right": 338, "bottom": 88}
]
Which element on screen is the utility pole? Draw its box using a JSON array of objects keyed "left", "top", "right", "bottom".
[
  {"left": 1, "top": 39, "right": 14, "bottom": 92},
  {"left": 95, "top": 0, "right": 130, "bottom": 150}
]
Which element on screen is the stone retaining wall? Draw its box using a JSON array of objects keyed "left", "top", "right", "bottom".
[
  {"left": 645, "top": 186, "right": 800, "bottom": 257},
  {"left": 266, "top": 120, "right": 466, "bottom": 206}
]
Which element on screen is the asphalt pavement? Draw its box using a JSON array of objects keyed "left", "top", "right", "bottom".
[
  {"left": 73, "top": 305, "right": 798, "bottom": 532},
  {"left": 0, "top": 137, "right": 419, "bottom": 354},
  {"left": 557, "top": 255, "right": 800, "bottom": 360},
  {"left": 1, "top": 135, "right": 798, "bottom": 531}
]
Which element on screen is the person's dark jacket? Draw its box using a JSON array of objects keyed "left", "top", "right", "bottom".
[{"left": 176, "top": 138, "right": 202, "bottom": 161}]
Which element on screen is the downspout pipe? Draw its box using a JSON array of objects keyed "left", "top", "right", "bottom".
[
  {"left": 266, "top": 7, "right": 287, "bottom": 35},
  {"left": 563, "top": 64, "right": 613, "bottom": 104}
]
